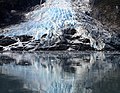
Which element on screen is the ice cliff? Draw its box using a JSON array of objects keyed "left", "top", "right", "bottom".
[{"left": 0, "top": 0, "right": 116, "bottom": 51}]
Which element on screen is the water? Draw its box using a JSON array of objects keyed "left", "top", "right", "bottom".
[{"left": 0, "top": 51, "right": 120, "bottom": 93}]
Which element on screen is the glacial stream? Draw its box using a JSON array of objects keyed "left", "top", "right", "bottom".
[{"left": 0, "top": 51, "right": 120, "bottom": 93}]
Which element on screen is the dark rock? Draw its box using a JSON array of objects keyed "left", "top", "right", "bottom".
[
  {"left": 16, "top": 35, "right": 33, "bottom": 42},
  {"left": 91, "top": 0, "right": 120, "bottom": 32},
  {"left": 118, "top": 34, "right": 120, "bottom": 38},
  {"left": 0, "top": 46, "right": 3, "bottom": 51},
  {"left": 81, "top": 39, "right": 90, "bottom": 43},
  {"left": 0, "top": 37, "right": 17, "bottom": 46},
  {"left": 85, "top": 11, "right": 90, "bottom": 16},
  {"left": 72, "top": 36, "right": 81, "bottom": 40},
  {"left": 38, "top": 44, "right": 69, "bottom": 51},
  {"left": 11, "top": 47, "right": 24, "bottom": 51},
  {"left": 0, "top": 0, "right": 45, "bottom": 28},
  {"left": 0, "top": 35, "right": 4, "bottom": 39},
  {"left": 70, "top": 43, "right": 94, "bottom": 51},
  {"left": 41, "top": 34, "right": 47, "bottom": 38},
  {"left": 64, "top": 35, "right": 73, "bottom": 40},
  {"left": 63, "top": 28, "right": 76, "bottom": 35},
  {"left": 104, "top": 44, "right": 116, "bottom": 51},
  {"left": 51, "top": 44, "right": 69, "bottom": 50},
  {"left": 108, "top": 44, "right": 120, "bottom": 50},
  {"left": 106, "top": 33, "right": 120, "bottom": 50}
]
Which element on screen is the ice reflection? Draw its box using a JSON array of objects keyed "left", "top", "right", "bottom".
[{"left": 0, "top": 51, "right": 120, "bottom": 93}]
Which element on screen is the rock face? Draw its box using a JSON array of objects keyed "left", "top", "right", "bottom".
[
  {"left": 0, "top": 36, "right": 17, "bottom": 46},
  {"left": 91, "top": 0, "right": 120, "bottom": 33},
  {"left": 90, "top": 0, "right": 120, "bottom": 50},
  {"left": 0, "top": 0, "right": 45, "bottom": 28}
]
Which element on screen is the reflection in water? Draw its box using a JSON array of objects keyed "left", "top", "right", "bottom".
[
  {"left": 0, "top": 51, "right": 120, "bottom": 93},
  {"left": 0, "top": 74, "right": 39, "bottom": 93}
]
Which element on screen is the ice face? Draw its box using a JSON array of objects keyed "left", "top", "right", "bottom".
[{"left": 0, "top": 0, "right": 111, "bottom": 50}]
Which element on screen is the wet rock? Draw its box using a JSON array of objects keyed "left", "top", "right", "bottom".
[{"left": 0, "top": 37, "right": 17, "bottom": 46}]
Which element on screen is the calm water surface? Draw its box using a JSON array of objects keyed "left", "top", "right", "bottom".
[{"left": 0, "top": 51, "right": 120, "bottom": 93}]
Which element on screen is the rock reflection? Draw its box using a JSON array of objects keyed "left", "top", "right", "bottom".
[{"left": 0, "top": 51, "right": 119, "bottom": 93}]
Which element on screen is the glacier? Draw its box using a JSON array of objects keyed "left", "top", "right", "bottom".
[{"left": 0, "top": 0, "right": 112, "bottom": 50}]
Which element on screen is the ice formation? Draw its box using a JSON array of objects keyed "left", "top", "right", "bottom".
[{"left": 0, "top": 0, "right": 111, "bottom": 50}]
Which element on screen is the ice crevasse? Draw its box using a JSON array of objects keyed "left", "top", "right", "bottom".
[{"left": 1, "top": 0, "right": 111, "bottom": 50}]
